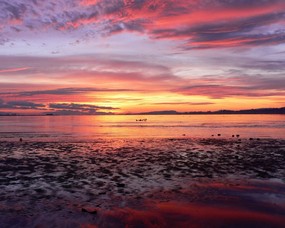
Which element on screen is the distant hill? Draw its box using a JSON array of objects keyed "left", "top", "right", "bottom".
[
  {"left": 134, "top": 110, "right": 179, "bottom": 115},
  {"left": 130, "top": 107, "right": 285, "bottom": 115}
]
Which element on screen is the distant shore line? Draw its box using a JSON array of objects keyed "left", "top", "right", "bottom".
[
  {"left": 1, "top": 113, "right": 285, "bottom": 116},
  {"left": 0, "top": 107, "right": 285, "bottom": 116},
  {"left": 1, "top": 112, "right": 285, "bottom": 116}
]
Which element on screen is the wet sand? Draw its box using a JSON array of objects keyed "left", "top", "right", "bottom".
[{"left": 0, "top": 138, "right": 285, "bottom": 227}]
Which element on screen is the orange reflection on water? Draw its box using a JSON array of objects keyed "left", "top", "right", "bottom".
[
  {"left": 96, "top": 180, "right": 285, "bottom": 228},
  {"left": 99, "top": 201, "right": 285, "bottom": 228},
  {"left": 0, "top": 114, "right": 285, "bottom": 141},
  {"left": 59, "top": 114, "right": 285, "bottom": 139}
]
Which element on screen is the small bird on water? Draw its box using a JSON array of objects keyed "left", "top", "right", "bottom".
[{"left": 19, "top": 138, "right": 23, "bottom": 142}]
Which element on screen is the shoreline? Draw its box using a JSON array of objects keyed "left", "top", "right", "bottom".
[{"left": 1, "top": 135, "right": 285, "bottom": 143}]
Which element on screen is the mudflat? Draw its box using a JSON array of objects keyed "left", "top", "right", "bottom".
[{"left": 0, "top": 138, "right": 285, "bottom": 227}]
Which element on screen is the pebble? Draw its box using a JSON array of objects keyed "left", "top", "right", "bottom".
[{"left": 117, "top": 183, "right": 125, "bottom": 188}]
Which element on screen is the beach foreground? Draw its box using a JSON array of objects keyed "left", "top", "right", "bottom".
[{"left": 0, "top": 138, "right": 285, "bottom": 227}]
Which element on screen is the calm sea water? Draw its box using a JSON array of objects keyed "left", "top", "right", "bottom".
[{"left": 0, "top": 114, "right": 284, "bottom": 141}]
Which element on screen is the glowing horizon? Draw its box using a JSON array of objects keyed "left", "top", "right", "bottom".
[{"left": 1, "top": 0, "right": 285, "bottom": 115}]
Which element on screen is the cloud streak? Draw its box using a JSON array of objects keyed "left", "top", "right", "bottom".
[
  {"left": 152, "top": 102, "right": 215, "bottom": 106},
  {"left": 0, "top": 67, "right": 31, "bottom": 73},
  {"left": 175, "top": 75, "right": 285, "bottom": 99},
  {"left": 17, "top": 87, "right": 133, "bottom": 96},
  {"left": 47, "top": 102, "right": 119, "bottom": 115},
  {"left": 0, "top": 99, "right": 119, "bottom": 114},
  {"left": 0, "top": 100, "right": 46, "bottom": 110},
  {"left": 49, "top": 102, "right": 118, "bottom": 110}
]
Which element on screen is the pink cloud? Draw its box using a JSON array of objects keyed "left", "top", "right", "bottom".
[
  {"left": 80, "top": 0, "right": 99, "bottom": 6},
  {"left": 0, "top": 67, "right": 30, "bottom": 74},
  {"left": 1, "top": 54, "right": 285, "bottom": 101}
]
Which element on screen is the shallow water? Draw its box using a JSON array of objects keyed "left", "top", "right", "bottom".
[{"left": 0, "top": 114, "right": 285, "bottom": 141}]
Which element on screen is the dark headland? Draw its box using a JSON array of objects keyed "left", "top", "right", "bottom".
[{"left": 130, "top": 107, "right": 285, "bottom": 115}]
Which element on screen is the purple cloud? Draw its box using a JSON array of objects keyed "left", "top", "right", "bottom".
[{"left": 0, "top": 100, "right": 46, "bottom": 110}]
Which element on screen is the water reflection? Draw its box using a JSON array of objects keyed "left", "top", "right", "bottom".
[
  {"left": 89, "top": 180, "right": 285, "bottom": 228},
  {"left": 0, "top": 114, "right": 284, "bottom": 141}
]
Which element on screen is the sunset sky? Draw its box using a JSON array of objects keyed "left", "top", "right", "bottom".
[{"left": 0, "top": 0, "right": 285, "bottom": 115}]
